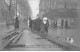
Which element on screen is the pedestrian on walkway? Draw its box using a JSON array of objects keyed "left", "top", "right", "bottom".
[
  {"left": 28, "top": 17, "right": 33, "bottom": 30},
  {"left": 41, "top": 17, "right": 49, "bottom": 35},
  {"left": 15, "top": 17, "right": 19, "bottom": 30},
  {"left": 35, "top": 17, "right": 42, "bottom": 32},
  {"left": 32, "top": 19, "right": 37, "bottom": 31}
]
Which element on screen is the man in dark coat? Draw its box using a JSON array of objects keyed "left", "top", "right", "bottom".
[
  {"left": 15, "top": 17, "right": 19, "bottom": 30},
  {"left": 32, "top": 19, "right": 36, "bottom": 31},
  {"left": 31, "top": 17, "right": 42, "bottom": 32}
]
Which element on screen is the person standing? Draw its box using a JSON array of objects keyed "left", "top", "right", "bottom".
[
  {"left": 65, "top": 19, "right": 69, "bottom": 28},
  {"left": 36, "top": 17, "right": 42, "bottom": 32},
  {"left": 28, "top": 17, "right": 32, "bottom": 29},
  {"left": 41, "top": 17, "right": 49, "bottom": 38},
  {"left": 54, "top": 20, "right": 57, "bottom": 28},
  {"left": 61, "top": 18, "right": 64, "bottom": 28},
  {"left": 15, "top": 17, "right": 19, "bottom": 30},
  {"left": 41, "top": 17, "right": 49, "bottom": 34},
  {"left": 32, "top": 19, "right": 37, "bottom": 31}
]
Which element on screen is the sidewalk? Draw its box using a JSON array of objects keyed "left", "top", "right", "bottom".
[{"left": 10, "top": 30, "right": 64, "bottom": 51}]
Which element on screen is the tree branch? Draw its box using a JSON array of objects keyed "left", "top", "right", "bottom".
[
  {"left": 4, "top": 0, "right": 14, "bottom": 8},
  {"left": 4, "top": 0, "right": 9, "bottom": 7}
]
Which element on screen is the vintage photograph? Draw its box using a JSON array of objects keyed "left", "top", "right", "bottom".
[{"left": 0, "top": 0, "right": 80, "bottom": 51}]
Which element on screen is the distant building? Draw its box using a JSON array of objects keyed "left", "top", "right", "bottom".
[{"left": 42, "top": 8, "right": 78, "bottom": 28}]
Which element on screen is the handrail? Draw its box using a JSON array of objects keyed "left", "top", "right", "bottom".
[{"left": 2, "top": 28, "right": 25, "bottom": 49}]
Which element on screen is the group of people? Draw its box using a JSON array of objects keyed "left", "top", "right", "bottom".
[
  {"left": 52, "top": 19, "right": 69, "bottom": 28},
  {"left": 13, "top": 16, "right": 50, "bottom": 37},
  {"left": 28, "top": 17, "right": 49, "bottom": 34}
]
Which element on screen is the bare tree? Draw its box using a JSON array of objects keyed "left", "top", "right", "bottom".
[{"left": 4, "top": 0, "right": 15, "bottom": 20}]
